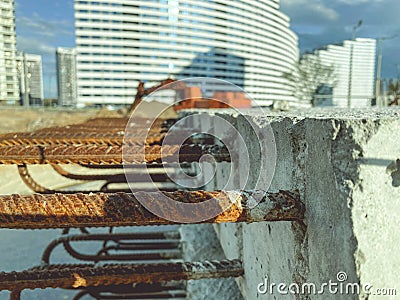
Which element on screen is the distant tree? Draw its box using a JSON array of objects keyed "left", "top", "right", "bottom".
[
  {"left": 387, "top": 79, "right": 400, "bottom": 106},
  {"left": 283, "top": 54, "right": 337, "bottom": 106}
]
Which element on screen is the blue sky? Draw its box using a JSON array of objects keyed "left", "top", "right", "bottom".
[
  {"left": 15, "top": 0, "right": 74, "bottom": 98},
  {"left": 281, "top": 0, "right": 400, "bottom": 79},
  {"left": 15, "top": 0, "right": 400, "bottom": 98}
]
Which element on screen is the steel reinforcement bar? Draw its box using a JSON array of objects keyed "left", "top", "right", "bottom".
[
  {"left": 82, "top": 117, "right": 175, "bottom": 127},
  {"left": 0, "top": 129, "right": 203, "bottom": 147},
  {"left": 0, "top": 129, "right": 165, "bottom": 140},
  {"left": 0, "top": 259, "right": 243, "bottom": 291},
  {"left": 0, "top": 190, "right": 304, "bottom": 229},
  {"left": 41, "top": 231, "right": 181, "bottom": 264},
  {"left": 0, "top": 117, "right": 176, "bottom": 147},
  {"left": 0, "top": 144, "right": 230, "bottom": 165},
  {"left": 0, "top": 134, "right": 166, "bottom": 147}
]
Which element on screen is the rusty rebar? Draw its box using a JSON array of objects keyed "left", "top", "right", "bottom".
[
  {"left": 0, "top": 134, "right": 166, "bottom": 147},
  {"left": 72, "top": 283, "right": 186, "bottom": 300},
  {"left": 17, "top": 164, "right": 177, "bottom": 194},
  {"left": 0, "top": 144, "right": 230, "bottom": 165},
  {"left": 0, "top": 116, "right": 176, "bottom": 147},
  {"left": 50, "top": 164, "right": 170, "bottom": 182},
  {"left": 0, "top": 259, "right": 243, "bottom": 291},
  {"left": 82, "top": 117, "right": 174, "bottom": 128},
  {"left": 0, "top": 190, "right": 303, "bottom": 229},
  {"left": 61, "top": 242, "right": 182, "bottom": 262},
  {"left": 0, "top": 129, "right": 166, "bottom": 139},
  {"left": 0, "top": 129, "right": 204, "bottom": 146},
  {"left": 42, "top": 231, "right": 181, "bottom": 264}
]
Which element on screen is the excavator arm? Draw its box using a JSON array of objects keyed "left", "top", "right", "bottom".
[{"left": 128, "top": 79, "right": 176, "bottom": 114}]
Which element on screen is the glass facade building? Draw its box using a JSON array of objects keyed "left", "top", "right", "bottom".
[
  {"left": 0, "top": 0, "right": 19, "bottom": 104},
  {"left": 314, "top": 38, "right": 376, "bottom": 107},
  {"left": 16, "top": 52, "right": 44, "bottom": 106},
  {"left": 56, "top": 47, "right": 78, "bottom": 106},
  {"left": 74, "top": 0, "right": 298, "bottom": 106}
]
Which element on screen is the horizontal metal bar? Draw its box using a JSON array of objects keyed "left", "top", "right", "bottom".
[
  {"left": 74, "top": 289, "right": 187, "bottom": 300},
  {"left": 0, "top": 259, "right": 243, "bottom": 291},
  {"left": 41, "top": 232, "right": 182, "bottom": 264},
  {"left": 79, "top": 163, "right": 193, "bottom": 169},
  {"left": 61, "top": 244, "right": 182, "bottom": 262},
  {"left": 0, "top": 134, "right": 166, "bottom": 147},
  {"left": 17, "top": 164, "right": 176, "bottom": 194},
  {"left": 79, "top": 282, "right": 186, "bottom": 294},
  {"left": 51, "top": 164, "right": 170, "bottom": 182},
  {"left": 0, "top": 144, "right": 230, "bottom": 165},
  {"left": 0, "top": 190, "right": 304, "bottom": 229}
]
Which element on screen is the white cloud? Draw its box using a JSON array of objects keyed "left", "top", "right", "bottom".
[
  {"left": 16, "top": 13, "right": 73, "bottom": 39},
  {"left": 16, "top": 36, "right": 55, "bottom": 55},
  {"left": 281, "top": 0, "right": 339, "bottom": 22},
  {"left": 337, "top": 0, "right": 383, "bottom": 4},
  {"left": 282, "top": 0, "right": 400, "bottom": 78}
]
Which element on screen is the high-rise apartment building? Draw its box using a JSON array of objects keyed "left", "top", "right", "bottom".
[
  {"left": 16, "top": 52, "right": 44, "bottom": 106},
  {"left": 56, "top": 47, "right": 78, "bottom": 106},
  {"left": 0, "top": 0, "right": 19, "bottom": 105},
  {"left": 313, "top": 38, "right": 376, "bottom": 107},
  {"left": 74, "top": 0, "right": 298, "bottom": 106}
]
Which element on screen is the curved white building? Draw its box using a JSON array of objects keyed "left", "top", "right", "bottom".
[
  {"left": 314, "top": 38, "right": 376, "bottom": 108},
  {"left": 74, "top": 0, "right": 298, "bottom": 106}
]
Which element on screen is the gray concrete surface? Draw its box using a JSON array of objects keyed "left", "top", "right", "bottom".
[
  {"left": 180, "top": 224, "right": 244, "bottom": 300},
  {"left": 180, "top": 107, "right": 400, "bottom": 300}
]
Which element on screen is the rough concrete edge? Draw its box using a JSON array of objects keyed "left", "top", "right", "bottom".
[
  {"left": 330, "top": 118, "right": 381, "bottom": 299},
  {"left": 288, "top": 118, "right": 310, "bottom": 298}
]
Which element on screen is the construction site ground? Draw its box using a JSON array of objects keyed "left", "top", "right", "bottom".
[{"left": 0, "top": 104, "right": 175, "bottom": 300}]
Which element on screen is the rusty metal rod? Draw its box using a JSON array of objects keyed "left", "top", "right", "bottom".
[
  {"left": 51, "top": 164, "right": 170, "bottom": 182},
  {"left": 0, "top": 136, "right": 165, "bottom": 147},
  {"left": 17, "top": 164, "right": 52, "bottom": 194},
  {"left": 0, "top": 130, "right": 165, "bottom": 140},
  {"left": 0, "top": 144, "right": 230, "bottom": 165},
  {"left": 61, "top": 243, "right": 181, "bottom": 262},
  {"left": 9, "top": 290, "right": 21, "bottom": 300},
  {"left": 0, "top": 116, "right": 176, "bottom": 147},
  {"left": 71, "top": 283, "right": 187, "bottom": 300},
  {"left": 82, "top": 117, "right": 175, "bottom": 127},
  {"left": 79, "top": 282, "right": 187, "bottom": 294},
  {"left": 41, "top": 232, "right": 182, "bottom": 264},
  {"left": 0, "top": 259, "right": 243, "bottom": 291},
  {"left": 18, "top": 164, "right": 176, "bottom": 194},
  {"left": 0, "top": 190, "right": 303, "bottom": 229},
  {"left": 0, "top": 130, "right": 203, "bottom": 147}
]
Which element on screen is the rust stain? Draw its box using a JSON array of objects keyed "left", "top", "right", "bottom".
[
  {"left": 214, "top": 202, "right": 243, "bottom": 223},
  {"left": 214, "top": 192, "right": 244, "bottom": 223},
  {"left": 72, "top": 273, "right": 87, "bottom": 288}
]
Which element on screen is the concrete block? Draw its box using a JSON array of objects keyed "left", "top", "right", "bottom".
[
  {"left": 180, "top": 108, "right": 400, "bottom": 300},
  {"left": 180, "top": 224, "right": 244, "bottom": 300}
]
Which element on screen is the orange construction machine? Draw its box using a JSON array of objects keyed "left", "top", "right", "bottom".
[{"left": 129, "top": 79, "right": 252, "bottom": 113}]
